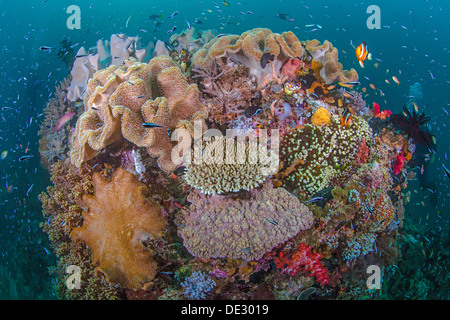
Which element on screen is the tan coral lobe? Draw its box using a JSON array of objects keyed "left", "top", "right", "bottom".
[{"left": 70, "top": 168, "right": 167, "bottom": 290}]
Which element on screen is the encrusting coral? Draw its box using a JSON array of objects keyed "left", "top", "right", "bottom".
[
  {"left": 70, "top": 56, "right": 208, "bottom": 172},
  {"left": 178, "top": 182, "right": 314, "bottom": 261},
  {"left": 71, "top": 167, "right": 167, "bottom": 290}
]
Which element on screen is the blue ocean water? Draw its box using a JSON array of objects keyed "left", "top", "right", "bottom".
[{"left": 0, "top": 0, "right": 448, "bottom": 299}]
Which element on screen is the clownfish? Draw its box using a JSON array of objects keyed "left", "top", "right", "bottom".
[
  {"left": 355, "top": 42, "right": 372, "bottom": 68},
  {"left": 340, "top": 107, "right": 353, "bottom": 126}
]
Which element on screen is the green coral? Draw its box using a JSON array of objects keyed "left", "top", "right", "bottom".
[{"left": 280, "top": 115, "right": 372, "bottom": 196}]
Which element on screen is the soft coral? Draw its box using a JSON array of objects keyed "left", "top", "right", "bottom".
[{"left": 275, "top": 243, "right": 329, "bottom": 285}]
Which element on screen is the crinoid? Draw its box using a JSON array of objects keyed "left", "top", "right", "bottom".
[{"left": 390, "top": 105, "right": 434, "bottom": 147}]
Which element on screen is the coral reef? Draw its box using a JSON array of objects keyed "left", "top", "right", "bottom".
[
  {"left": 71, "top": 167, "right": 167, "bottom": 290},
  {"left": 178, "top": 183, "right": 313, "bottom": 260},
  {"left": 38, "top": 27, "right": 424, "bottom": 301}
]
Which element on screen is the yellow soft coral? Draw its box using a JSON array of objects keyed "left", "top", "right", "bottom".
[
  {"left": 71, "top": 167, "right": 167, "bottom": 290},
  {"left": 311, "top": 107, "right": 331, "bottom": 126}
]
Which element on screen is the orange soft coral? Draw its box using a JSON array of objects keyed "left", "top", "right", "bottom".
[
  {"left": 71, "top": 167, "right": 167, "bottom": 290},
  {"left": 311, "top": 107, "right": 331, "bottom": 126}
]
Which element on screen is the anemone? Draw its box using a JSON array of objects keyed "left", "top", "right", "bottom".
[{"left": 390, "top": 105, "right": 434, "bottom": 147}]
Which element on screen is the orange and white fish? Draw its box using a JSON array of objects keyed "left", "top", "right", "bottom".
[
  {"left": 340, "top": 108, "right": 353, "bottom": 126},
  {"left": 55, "top": 111, "right": 75, "bottom": 131},
  {"left": 392, "top": 76, "right": 400, "bottom": 85},
  {"left": 355, "top": 42, "right": 372, "bottom": 68}
]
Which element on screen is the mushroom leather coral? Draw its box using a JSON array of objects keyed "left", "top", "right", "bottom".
[
  {"left": 70, "top": 56, "right": 208, "bottom": 172},
  {"left": 70, "top": 167, "right": 167, "bottom": 290}
]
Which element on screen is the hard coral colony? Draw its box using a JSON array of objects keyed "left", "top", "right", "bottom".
[{"left": 38, "top": 27, "right": 414, "bottom": 300}]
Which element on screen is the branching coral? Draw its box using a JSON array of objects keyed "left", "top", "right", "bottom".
[
  {"left": 71, "top": 167, "right": 167, "bottom": 290},
  {"left": 39, "top": 77, "right": 72, "bottom": 137},
  {"left": 177, "top": 182, "right": 313, "bottom": 261},
  {"left": 183, "top": 136, "right": 278, "bottom": 195},
  {"left": 193, "top": 62, "right": 256, "bottom": 124},
  {"left": 181, "top": 271, "right": 216, "bottom": 300}
]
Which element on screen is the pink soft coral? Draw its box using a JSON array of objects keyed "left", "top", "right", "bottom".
[
  {"left": 392, "top": 152, "right": 406, "bottom": 175},
  {"left": 281, "top": 58, "right": 301, "bottom": 80},
  {"left": 275, "top": 243, "right": 329, "bottom": 285},
  {"left": 373, "top": 102, "right": 392, "bottom": 120}
]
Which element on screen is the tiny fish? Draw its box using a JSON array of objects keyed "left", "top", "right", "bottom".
[
  {"left": 167, "top": 11, "right": 178, "bottom": 19},
  {"left": 26, "top": 184, "right": 34, "bottom": 196},
  {"left": 137, "top": 95, "right": 146, "bottom": 98},
  {"left": 185, "top": 18, "right": 191, "bottom": 29},
  {"left": 265, "top": 217, "right": 278, "bottom": 226},
  {"left": 276, "top": 13, "right": 294, "bottom": 21},
  {"left": 2, "top": 107, "right": 12, "bottom": 111},
  {"left": 245, "top": 106, "right": 263, "bottom": 118},
  {"left": 303, "top": 196, "right": 323, "bottom": 204},
  {"left": 167, "top": 26, "right": 177, "bottom": 35},
  {"left": 143, "top": 122, "right": 163, "bottom": 128},
  {"left": 39, "top": 46, "right": 53, "bottom": 51},
  {"left": 75, "top": 54, "right": 88, "bottom": 58},
  {"left": 173, "top": 166, "right": 186, "bottom": 177},
  {"left": 443, "top": 164, "right": 450, "bottom": 179},
  {"left": 18, "top": 155, "right": 34, "bottom": 162}
]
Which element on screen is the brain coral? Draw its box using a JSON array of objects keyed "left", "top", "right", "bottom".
[
  {"left": 178, "top": 182, "right": 313, "bottom": 261},
  {"left": 280, "top": 115, "right": 373, "bottom": 196},
  {"left": 183, "top": 136, "right": 279, "bottom": 195},
  {"left": 70, "top": 56, "right": 208, "bottom": 172},
  {"left": 305, "top": 39, "right": 358, "bottom": 85},
  {"left": 192, "top": 28, "right": 303, "bottom": 86},
  {"left": 70, "top": 167, "right": 167, "bottom": 290}
]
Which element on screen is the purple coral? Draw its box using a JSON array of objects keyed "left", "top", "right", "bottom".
[{"left": 181, "top": 271, "right": 216, "bottom": 300}]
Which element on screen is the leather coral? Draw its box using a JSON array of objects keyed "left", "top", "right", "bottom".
[
  {"left": 70, "top": 56, "right": 208, "bottom": 172},
  {"left": 70, "top": 167, "right": 167, "bottom": 290}
]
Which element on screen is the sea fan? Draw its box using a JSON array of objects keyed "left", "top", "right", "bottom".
[{"left": 390, "top": 105, "right": 434, "bottom": 147}]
